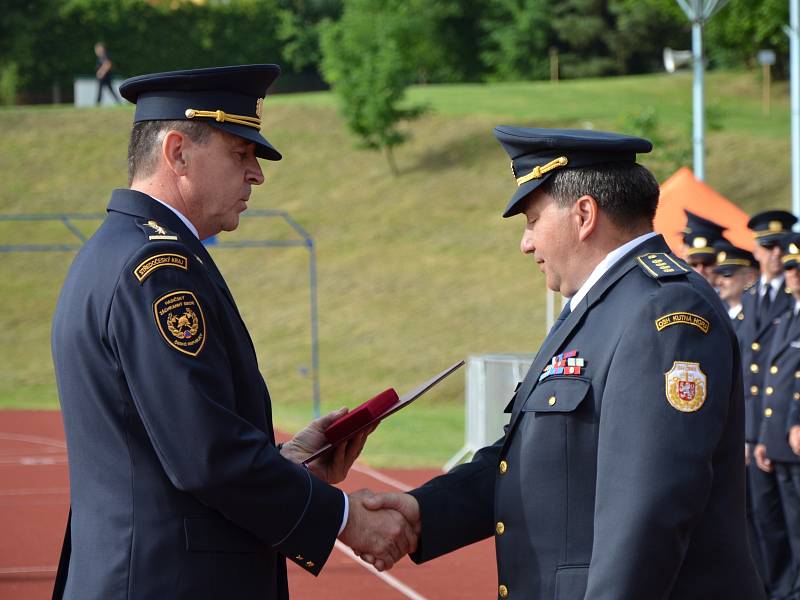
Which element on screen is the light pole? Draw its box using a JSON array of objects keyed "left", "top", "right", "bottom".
[{"left": 675, "top": 0, "right": 729, "bottom": 181}]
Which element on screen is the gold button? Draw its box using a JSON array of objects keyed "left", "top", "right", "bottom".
[
  {"left": 306, "top": 561, "right": 315, "bottom": 568},
  {"left": 499, "top": 460, "right": 508, "bottom": 474},
  {"left": 750, "top": 364, "right": 759, "bottom": 374},
  {"left": 765, "top": 408, "right": 774, "bottom": 417},
  {"left": 738, "top": 313, "right": 745, "bottom": 320},
  {"left": 795, "top": 370, "right": 800, "bottom": 379},
  {"left": 496, "top": 521, "right": 505, "bottom": 535},
  {"left": 752, "top": 342, "right": 761, "bottom": 351},
  {"left": 547, "top": 396, "right": 556, "bottom": 406},
  {"left": 751, "top": 385, "right": 759, "bottom": 396},
  {"left": 771, "top": 365, "right": 779, "bottom": 374},
  {"left": 766, "top": 386, "right": 774, "bottom": 396},
  {"left": 295, "top": 555, "right": 303, "bottom": 561},
  {"left": 499, "top": 584, "right": 509, "bottom": 598},
  {"left": 794, "top": 392, "right": 799, "bottom": 400}
]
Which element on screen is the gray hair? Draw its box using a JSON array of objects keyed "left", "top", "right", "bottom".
[{"left": 127, "top": 120, "right": 213, "bottom": 185}]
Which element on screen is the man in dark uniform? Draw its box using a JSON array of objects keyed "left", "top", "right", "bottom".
[
  {"left": 758, "top": 234, "right": 800, "bottom": 599},
  {"left": 683, "top": 210, "right": 726, "bottom": 285},
  {"left": 94, "top": 42, "right": 120, "bottom": 105},
  {"left": 712, "top": 239, "right": 764, "bottom": 582},
  {"left": 713, "top": 240, "right": 758, "bottom": 339},
  {"left": 50, "top": 65, "right": 415, "bottom": 600},
  {"left": 742, "top": 210, "right": 798, "bottom": 599},
  {"left": 360, "top": 127, "right": 765, "bottom": 599}
]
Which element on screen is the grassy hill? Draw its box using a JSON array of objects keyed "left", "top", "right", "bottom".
[{"left": 0, "top": 70, "right": 792, "bottom": 467}]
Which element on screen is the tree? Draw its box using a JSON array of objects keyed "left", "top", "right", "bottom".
[
  {"left": 480, "top": 0, "right": 555, "bottom": 81},
  {"left": 319, "top": 0, "right": 425, "bottom": 175}
]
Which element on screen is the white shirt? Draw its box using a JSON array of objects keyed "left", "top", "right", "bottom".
[
  {"left": 569, "top": 231, "right": 659, "bottom": 312},
  {"left": 147, "top": 195, "right": 350, "bottom": 532},
  {"left": 728, "top": 304, "right": 743, "bottom": 320}
]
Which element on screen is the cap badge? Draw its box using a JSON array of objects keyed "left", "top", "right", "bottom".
[
  {"left": 692, "top": 237, "right": 708, "bottom": 249},
  {"left": 770, "top": 220, "right": 783, "bottom": 232},
  {"left": 665, "top": 361, "right": 707, "bottom": 412},
  {"left": 791, "top": 243, "right": 799, "bottom": 255},
  {"left": 515, "top": 156, "right": 569, "bottom": 187},
  {"left": 256, "top": 97, "right": 264, "bottom": 119},
  {"left": 717, "top": 251, "right": 726, "bottom": 262}
]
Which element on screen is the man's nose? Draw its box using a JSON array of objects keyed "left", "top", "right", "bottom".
[
  {"left": 247, "top": 155, "right": 265, "bottom": 185},
  {"left": 520, "top": 230, "right": 535, "bottom": 254}
]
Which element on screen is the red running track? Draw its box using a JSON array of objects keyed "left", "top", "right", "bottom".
[{"left": 0, "top": 411, "right": 495, "bottom": 600}]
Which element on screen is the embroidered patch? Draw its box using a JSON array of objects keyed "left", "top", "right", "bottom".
[
  {"left": 153, "top": 290, "right": 206, "bottom": 357},
  {"left": 133, "top": 253, "right": 189, "bottom": 283},
  {"left": 665, "top": 361, "right": 706, "bottom": 412},
  {"left": 539, "top": 350, "right": 585, "bottom": 382},
  {"left": 654, "top": 312, "right": 710, "bottom": 334},
  {"left": 636, "top": 253, "right": 689, "bottom": 279}
]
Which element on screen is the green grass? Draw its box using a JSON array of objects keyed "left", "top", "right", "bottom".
[{"left": 0, "top": 70, "right": 791, "bottom": 467}]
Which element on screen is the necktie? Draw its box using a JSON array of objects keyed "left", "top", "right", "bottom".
[
  {"left": 545, "top": 302, "right": 572, "bottom": 344},
  {"left": 759, "top": 285, "right": 772, "bottom": 326}
]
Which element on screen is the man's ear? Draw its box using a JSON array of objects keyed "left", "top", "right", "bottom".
[
  {"left": 573, "top": 195, "right": 599, "bottom": 242},
  {"left": 162, "top": 130, "right": 189, "bottom": 176}
]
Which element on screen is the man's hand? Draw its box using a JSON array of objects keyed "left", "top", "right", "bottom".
[
  {"left": 754, "top": 443, "right": 773, "bottom": 473},
  {"left": 280, "top": 408, "right": 374, "bottom": 484},
  {"left": 339, "top": 489, "right": 418, "bottom": 571},
  {"left": 356, "top": 492, "right": 421, "bottom": 570},
  {"left": 789, "top": 426, "right": 800, "bottom": 455}
]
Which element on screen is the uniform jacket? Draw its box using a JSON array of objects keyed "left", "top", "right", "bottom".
[
  {"left": 741, "top": 279, "right": 793, "bottom": 442},
  {"left": 759, "top": 306, "right": 800, "bottom": 464},
  {"left": 408, "top": 235, "right": 764, "bottom": 600},
  {"left": 51, "top": 189, "right": 343, "bottom": 600}
]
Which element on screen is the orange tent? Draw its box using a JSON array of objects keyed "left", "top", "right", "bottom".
[{"left": 654, "top": 167, "right": 754, "bottom": 255}]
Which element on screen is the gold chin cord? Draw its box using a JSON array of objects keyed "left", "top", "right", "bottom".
[{"left": 184, "top": 108, "right": 260, "bottom": 131}]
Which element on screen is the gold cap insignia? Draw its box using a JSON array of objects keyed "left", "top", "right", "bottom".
[
  {"left": 256, "top": 97, "right": 264, "bottom": 119},
  {"left": 665, "top": 361, "right": 707, "bottom": 412},
  {"left": 770, "top": 220, "right": 783, "bottom": 231},
  {"left": 153, "top": 290, "right": 206, "bottom": 357},
  {"left": 692, "top": 237, "right": 708, "bottom": 249},
  {"left": 515, "top": 156, "right": 569, "bottom": 186},
  {"left": 791, "top": 243, "right": 799, "bottom": 255},
  {"left": 717, "top": 251, "right": 726, "bottom": 263}
]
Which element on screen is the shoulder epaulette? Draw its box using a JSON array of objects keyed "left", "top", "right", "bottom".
[
  {"left": 636, "top": 252, "right": 690, "bottom": 279},
  {"left": 136, "top": 219, "right": 179, "bottom": 242}
]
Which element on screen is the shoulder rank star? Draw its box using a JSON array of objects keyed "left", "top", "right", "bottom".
[{"left": 540, "top": 350, "right": 585, "bottom": 382}]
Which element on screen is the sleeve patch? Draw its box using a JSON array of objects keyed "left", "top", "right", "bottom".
[
  {"left": 655, "top": 312, "right": 710, "bottom": 334},
  {"left": 153, "top": 290, "right": 206, "bottom": 357},
  {"left": 636, "top": 253, "right": 689, "bottom": 279},
  {"left": 665, "top": 361, "right": 707, "bottom": 412},
  {"left": 134, "top": 253, "right": 189, "bottom": 283}
]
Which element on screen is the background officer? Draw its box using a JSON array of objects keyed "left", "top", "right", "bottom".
[
  {"left": 743, "top": 210, "right": 797, "bottom": 599},
  {"left": 360, "top": 127, "right": 764, "bottom": 599},
  {"left": 683, "top": 209, "right": 726, "bottom": 285},
  {"left": 713, "top": 239, "right": 757, "bottom": 339},
  {"left": 757, "top": 234, "right": 800, "bottom": 599},
  {"left": 50, "top": 65, "right": 414, "bottom": 600}
]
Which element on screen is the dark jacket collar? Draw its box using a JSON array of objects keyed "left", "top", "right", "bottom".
[{"left": 107, "top": 188, "right": 197, "bottom": 242}]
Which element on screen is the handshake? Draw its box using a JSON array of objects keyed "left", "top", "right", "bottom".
[{"left": 338, "top": 490, "right": 421, "bottom": 571}]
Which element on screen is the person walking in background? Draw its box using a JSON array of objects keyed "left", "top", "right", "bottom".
[{"left": 94, "top": 42, "right": 120, "bottom": 105}]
